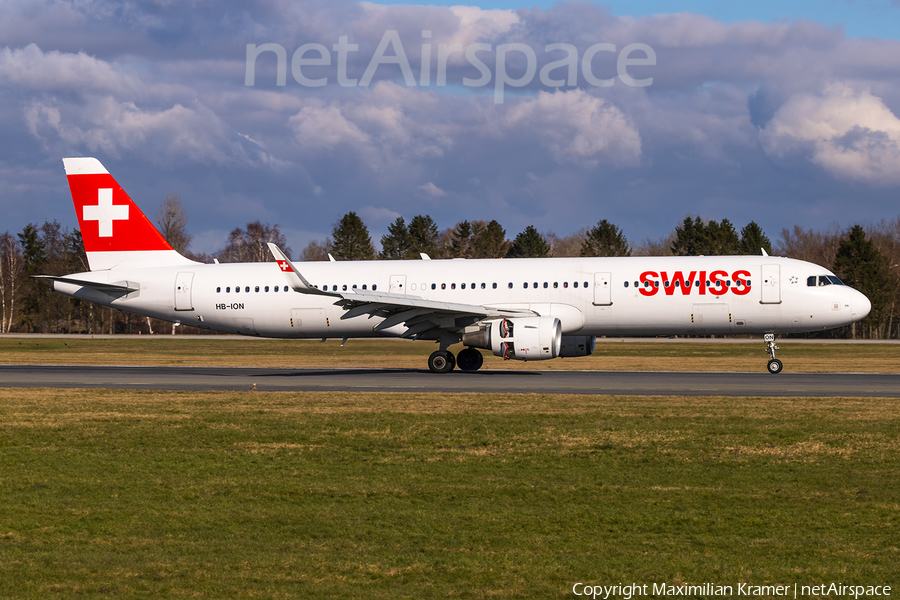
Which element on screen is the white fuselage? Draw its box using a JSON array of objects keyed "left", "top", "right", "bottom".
[{"left": 52, "top": 255, "right": 870, "bottom": 338}]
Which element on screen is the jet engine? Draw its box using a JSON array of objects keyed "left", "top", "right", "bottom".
[{"left": 462, "top": 317, "right": 562, "bottom": 361}]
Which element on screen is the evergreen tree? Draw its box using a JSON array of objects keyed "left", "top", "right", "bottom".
[
  {"left": 833, "top": 225, "right": 890, "bottom": 327},
  {"left": 708, "top": 218, "right": 741, "bottom": 254},
  {"left": 671, "top": 216, "right": 704, "bottom": 256},
  {"left": 17, "top": 224, "right": 47, "bottom": 331},
  {"left": 449, "top": 221, "right": 473, "bottom": 258},
  {"left": 580, "top": 220, "right": 631, "bottom": 257},
  {"left": 672, "top": 216, "right": 740, "bottom": 255},
  {"left": 471, "top": 220, "right": 509, "bottom": 258},
  {"left": 408, "top": 215, "right": 440, "bottom": 258},
  {"left": 379, "top": 217, "right": 411, "bottom": 259},
  {"left": 739, "top": 221, "right": 773, "bottom": 256},
  {"left": 507, "top": 225, "right": 550, "bottom": 258},
  {"left": 331, "top": 212, "right": 375, "bottom": 261}
]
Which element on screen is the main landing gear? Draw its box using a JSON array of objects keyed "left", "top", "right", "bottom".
[
  {"left": 427, "top": 347, "right": 484, "bottom": 373},
  {"left": 764, "top": 333, "right": 783, "bottom": 374}
]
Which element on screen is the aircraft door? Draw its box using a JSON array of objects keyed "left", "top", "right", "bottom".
[
  {"left": 760, "top": 264, "right": 781, "bottom": 304},
  {"left": 174, "top": 272, "right": 194, "bottom": 311},
  {"left": 390, "top": 275, "right": 407, "bottom": 295},
  {"left": 592, "top": 272, "right": 612, "bottom": 306}
]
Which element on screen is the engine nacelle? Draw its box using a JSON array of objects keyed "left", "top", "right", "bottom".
[
  {"left": 462, "top": 317, "right": 562, "bottom": 361},
  {"left": 559, "top": 335, "right": 596, "bottom": 357}
]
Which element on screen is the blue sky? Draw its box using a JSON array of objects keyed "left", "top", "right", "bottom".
[{"left": 370, "top": 0, "right": 900, "bottom": 39}]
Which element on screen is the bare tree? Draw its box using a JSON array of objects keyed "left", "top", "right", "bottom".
[
  {"left": 776, "top": 224, "right": 841, "bottom": 266},
  {"left": 156, "top": 194, "right": 192, "bottom": 254},
  {"left": 301, "top": 238, "right": 333, "bottom": 261},
  {"left": 221, "top": 222, "right": 291, "bottom": 263},
  {"left": 0, "top": 232, "right": 24, "bottom": 333}
]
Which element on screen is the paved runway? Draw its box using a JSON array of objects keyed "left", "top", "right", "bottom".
[{"left": 1, "top": 364, "right": 898, "bottom": 397}]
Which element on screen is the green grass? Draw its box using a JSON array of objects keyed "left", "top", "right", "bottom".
[
  {"left": 1, "top": 336, "right": 899, "bottom": 372},
  {"left": 0, "top": 390, "right": 898, "bottom": 598}
]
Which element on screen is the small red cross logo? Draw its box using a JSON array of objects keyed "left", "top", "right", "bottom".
[{"left": 277, "top": 260, "right": 292, "bottom": 272}]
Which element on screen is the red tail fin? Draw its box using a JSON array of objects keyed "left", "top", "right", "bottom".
[{"left": 63, "top": 157, "right": 195, "bottom": 270}]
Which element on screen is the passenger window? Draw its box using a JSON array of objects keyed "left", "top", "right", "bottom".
[
  {"left": 432, "top": 283, "right": 436, "bottom": 290},
  {"left": 362, "top": 284, "right": 367, "bottom": 290},
  {"left": 274, "top": 286, "right": 279, "bottom": 292},
  {"left": 451, "top": 283, "right": 456, "bottom": 290},
  {"left": 462, "top": 283, "right": 466, "bottom": 289},
  {"left": 482, "top": 283, "right": 487, "bottom": 289},
  {"left": 543, "top": 282, "right": 548, "bottom": 288},
  {"left": 216, "top": 287, "right": 221, "bottom": 293},
  {"left": 533, "top": 282, "right": 538, "bottom": 288},
  {"left": 583, "top": 281, "right": 588, "bottom": 288},
  {"left": 554, "top": 282, "right": 558, "bottom": 288},
  {"left": 674, "top": 281, "right": 680, "bottom": 287},
  {"left": 226, "top": 287, "right": 231, "bottom": 293},
  {"left": 574, "top": 282, "right": 578, "bottom": 288},
  {"left": 624, "top": 281, "right": 629, "bottom": 288},
  {"left": 664, "top": 281, "right": 670, "bottom": 287},
  {"left": 564, "top": 282, "right": 569, "bottom": 288},
  {"left": 284, "top": 287, "right": 289, "bottom": 292},
  {"left": 472, "top": 283, "right": 476, "bottom": 289},
  {"left": 255, "top": 286, "right": 260, "bottom": 292},
  {"left": 352, "top": 284, "right": 357, "bottom": 289},
  {"left": 373, "top": 284, "right": 377, "bottom": 291},
  {"left": 343, "top": 285, "right": 347, "bottom": 291},
  {"left": 245, "top": 286, "right": 250, "bottom": 293},
  {"left": 523, "top": 282, "right": 528, "bottom": 289},
  {"left": 235, "top": 286, "right": 240, "bottom": 293}
]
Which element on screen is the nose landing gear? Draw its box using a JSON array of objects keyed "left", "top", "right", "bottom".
[{"left": 764, "top": 333, "right": 783, "bottom": 374}]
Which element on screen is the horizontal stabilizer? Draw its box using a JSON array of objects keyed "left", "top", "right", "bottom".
[{"left": 33, "top": 275, "right": 139, "bottom": 294}]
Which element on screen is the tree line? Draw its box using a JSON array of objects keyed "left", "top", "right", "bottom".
[{"left": 1, "top": 199, "right": 898, "bottom": 339}]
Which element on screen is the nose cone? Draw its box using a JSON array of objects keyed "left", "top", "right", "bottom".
[{"left": 853, "top": 292, "right": 872, "bottom": 320}]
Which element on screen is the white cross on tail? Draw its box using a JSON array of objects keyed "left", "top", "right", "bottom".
[{"left": 82, "top": 188, "right": 128, "bottom": 237}]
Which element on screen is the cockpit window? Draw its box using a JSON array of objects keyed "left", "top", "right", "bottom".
[{"left": 808, "top": 275, "right": 845, "bottom": 287}]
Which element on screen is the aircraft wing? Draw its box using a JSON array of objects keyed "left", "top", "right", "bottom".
[{"left": 268, "top": 244, "right": 534, "bottom": 338}]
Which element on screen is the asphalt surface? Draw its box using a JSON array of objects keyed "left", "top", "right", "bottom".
[{"left": 1, "top": 364, "right": 898, "bottom": 396}]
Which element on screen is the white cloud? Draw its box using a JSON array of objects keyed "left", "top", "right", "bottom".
[
  {"left": 359, "top": 205, "right": 402, "bottom": 224},
  {"left": 289, "top": 101, "right": 370, "bottom": 150},
  {"left": 418, "top": 182, "right": 446, "bottom": 197},
  {"left": 0, "top": 44, "right": 134, "bottom": 93},
  {"left": 504, "top": 89, "right": 642, "bottom": 166},
  {"left": 761, "top": 83, "right": 900, "bottom": 185}
]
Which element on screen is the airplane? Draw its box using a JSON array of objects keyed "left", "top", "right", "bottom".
[{"left": 41, "top": 157, "right": 871, "bottom": 374}]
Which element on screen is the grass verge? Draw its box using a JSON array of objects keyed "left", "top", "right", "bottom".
[
  {"left": 0, "top": 389, "right": 897, "bottom": 598},
  {"left": 1, "top": 336, "right": 899, "bottom": 372}
]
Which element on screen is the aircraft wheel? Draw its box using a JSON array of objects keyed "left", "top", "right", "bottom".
[
  {"left": 457, "top": 348, "right": 484, "bottom": 372},
  {"left": 767, "top": 358, "right": 783, "bottom": 374},
  {"left": 428, "top": 350, "right": 455, "bottom": 373}
]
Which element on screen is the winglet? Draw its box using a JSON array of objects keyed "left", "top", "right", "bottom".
[
  {"left": 761, "top": 248, "right": 769, "bottom": 257},
  {"left": 267, "top": 243, "right": 335, "bottom": 297}
]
